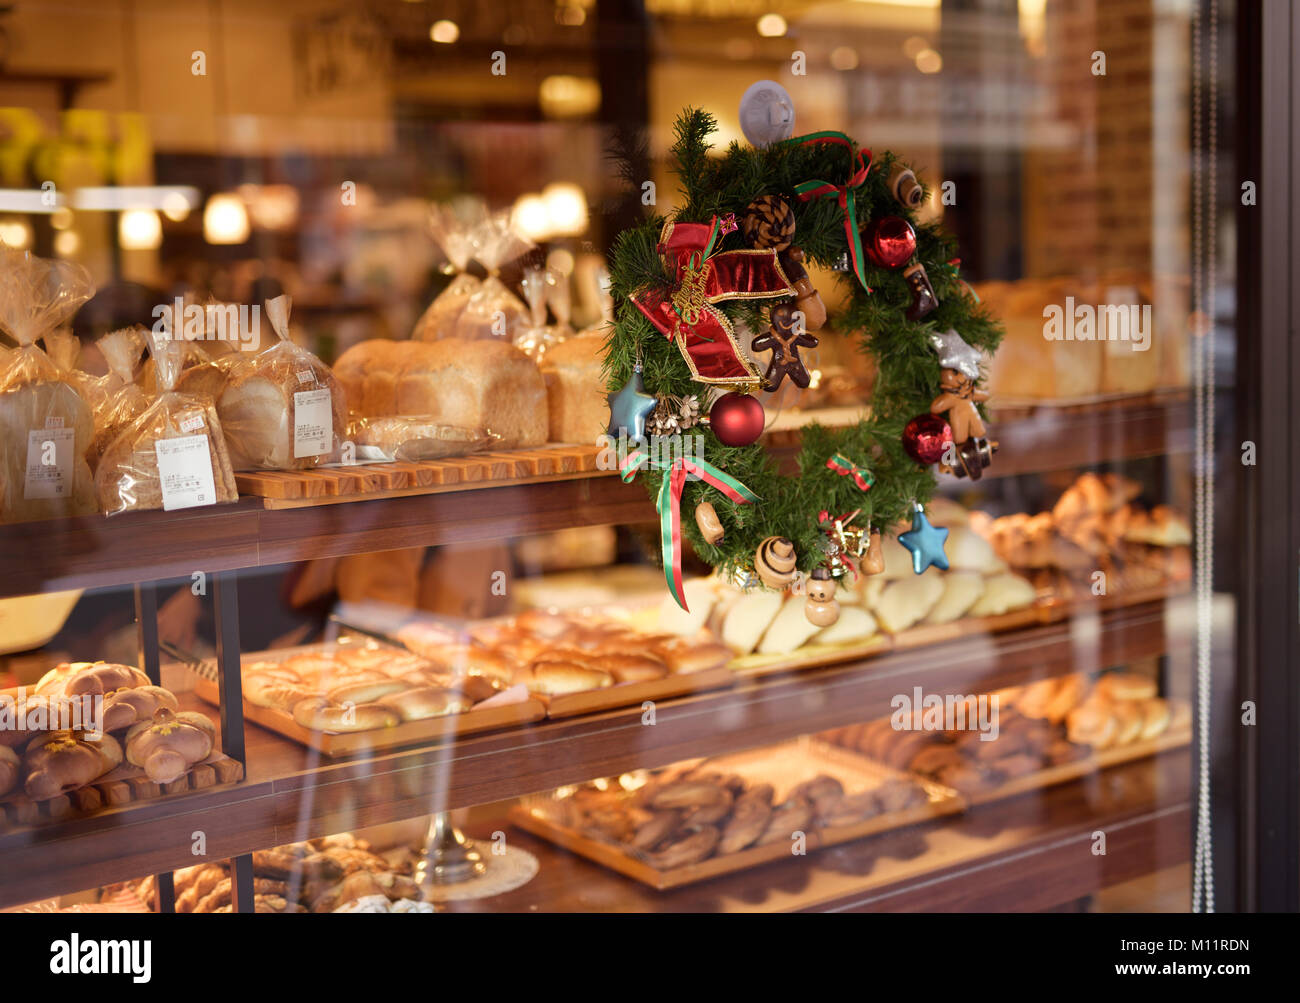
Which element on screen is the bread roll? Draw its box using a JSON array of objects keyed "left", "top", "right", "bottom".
[
  {"left": 291, "top": 697, "right": 400, "bottom": 733},
  {"left": 923, "top": 572, "right": 985, "bottom": 625},
  {"left": 591, "top": 652, "right": 669, "bottom": 683},
  {"left": 757, "top": 595, "right": 824, "bottom": 654},
  {"left": 651, "top": 638, "right": 732, "bottom": 674},
  {"left": 379, "top": 686, "right": 473, "bottom": 722},
  {"left": 515, "top": 659, "right": 613, "bottom": 695},
  {"left": 874, "top": 573, "right": 945, "bottom": 633},
  {"left": 720, "top": 590, "right": 784, "bottom": 654},
  {"left": 23, "top": 731, "right": 123, "bottom": 800},
  {"left": 656, "top": 579, "right": 717, "bottom": 636},
  {"left": 813, "top": 605, "right": 878, "bottom": 645},
  {"left": 967, "top": 573, "right": 1036, "bottom": 617},
  {"left": 325, "top": 679, "right": 409, "bottom": 705}
]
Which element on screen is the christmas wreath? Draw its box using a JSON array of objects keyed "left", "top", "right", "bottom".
[{"left": 604, "top": 105, "right": 1005, "bottom": 623}]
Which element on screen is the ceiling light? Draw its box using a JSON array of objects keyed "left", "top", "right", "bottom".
[
  {"left": 539, "top": 75, "right": 601, "bottom": 118},
  {"left": 119, "top": 208, "right": 162, "bottom": 250},
  {"left": 542, "top": 182, "right": 588, "bottom": 237},
  {"left": 203, "top": 193, "right": 250, "bottom": 244},
  {"left": 915, "top": 49, "right": 943, "bottom": 73},
  {"left": 756, "top": 13, "right": 787, "bottom": 37},
  {"left": 512, "top": 194, "right": 551, "bottom": 242},
  {"left": 430, "top": 20, "right": 459, "bottom": 44}
]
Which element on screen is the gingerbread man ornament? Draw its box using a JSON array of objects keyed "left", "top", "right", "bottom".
[
  {"left": 929, "top": 367, "right": 988, "bottom": 444},
  {"left": 752, "top": 302, "right": 818, "bottom": 391}
]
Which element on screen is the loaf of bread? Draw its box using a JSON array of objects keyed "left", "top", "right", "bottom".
[
  {"left": 540, "top": 332, "right": 607, "bottom": 445},
  {"left": 333, "top": 338, "right": 547, "bottom": 448}
]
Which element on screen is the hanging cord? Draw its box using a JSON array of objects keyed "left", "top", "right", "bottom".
[{"left": 1190, "top": 0, "right": 1218, "bottom": 915}]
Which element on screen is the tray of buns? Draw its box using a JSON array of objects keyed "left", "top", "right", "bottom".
[
  {"left": 191, "top": 639, "right": 547, "bottom": 756},
  {"left": 509, "top": 739, "right": 959, "bottom": 890},
  {"left": 820, "top": 670, "right": 1191, "bottom": 806},
  {"left": 400, "top": 609, "right": 736, "bottom": 719},
  {"left": 234, "top": 443, "right": 605, "bottom": 507}
]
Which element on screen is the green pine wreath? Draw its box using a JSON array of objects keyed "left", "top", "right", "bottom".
[{"left": 603, "top": 108, "right": 1005, "bottom": 585}]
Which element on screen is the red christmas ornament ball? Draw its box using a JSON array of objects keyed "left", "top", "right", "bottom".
[
  {"left": 865, "top": 216, "right": 918, "bottom": 270},
  {"left": 709, "top": 392, "right": 766, "bottom": 447},
  {"left": 902, "top": 413, "right": 953, "bottom": 465}
]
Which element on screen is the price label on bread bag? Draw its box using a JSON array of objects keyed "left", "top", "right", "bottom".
[
  {"left": 154, "top": 435, "right": 217, "bottom": 511},
  {"left": 23, "top": 427, "right": 74, "bottom": 499},
  {"left": 293, "top": 388, "right": 333, "bottom": 458}
]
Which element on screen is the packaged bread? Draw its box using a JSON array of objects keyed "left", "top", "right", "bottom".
[
  {"left": 42, "top": 328, "right": 103, "bottom": 412},
  {"left": 215, "top": 296, "right": 347, "bottom": 469},
  {"left": 87, "top": 327, "right": 150, "bottom": 470},
  {"left": 347, "top": 415, "right": 495, "bottom": 462},
  {"left": 95, "top": 327, "right": 238, "bottom": 514},
  {"left": 455, "top": 211, "right": 532, "bottom": 341},
  {"left": 541, "top": 331, "right": 606, "bottom": 445},
  {"left": 0, "top": 248, "right": 98, "bottom": 522},
  {"left": 413, "top": 204, "right": 482, "bottom": 341}
]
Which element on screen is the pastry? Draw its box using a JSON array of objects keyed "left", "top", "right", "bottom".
[
  {"left": 720, "top": 590, "right": 785, "bottom": 654},
  {"left": 650, "top": 780, "right": 729, "bottom": 811},
  {"left": 378, "top": 686, "right": 473, "bottom": 722},
  {"left": 23, "top": 731, "right": 123, "bottom": 800},
  {"left": 35, "top": 661, "right": 150, "bottom": 698},
  {"left": 647, "top": 825, "right": 721, "bottom": 869},
  {"left": 812, "top": 605, "right": 878, "bottom": 645},
  {"left": 101, "top": 685, "right": 179, "bottom": 733},
  {"left": 124, "top": 708, "right": 216, "bottom": 784},
  {"left": 515, "top": 659, "right": 613, "bottom": 695},
  {"left": 0, "top": 745, "right": 18, "bottom": 796},
  {"left": 718, "top": 784, "right": 774, "bottom": 854},
  {"left": 325, "top": 679, "right": 410, "bottom": 705},
  {"left": 873, "top": 573, "right": 945, "bottom": 633},
  {"left": 757, "top": 595, "right": 825, "bottom": 654},
  {"left": 291, "top": 697, "right": 400, "bottom": 733},
  {"left": 923, "top": 571, "right": 985, "bottom": 625},
  {"left": 966, "top": 573, "right": 1036, "bottom": 617},
  {"left": 591, "top": 652, "right": 669, "bottom": 684},
  {"left": 1066, "top": 703, "right": 1117, "bottom": 749},
  {"left": 628, "top": 810, "right": 681, "bottom": 850},
  {"left": 1137, "top": 697, "right": 1171, "bottom": 740},
  {"left": 1095, "top": 672, "right": 1158, "bottom": 701},
  {"left": 756, "top": 797, "right": 814, "bottom": 845},
  {"left": 651, "top": 638, "right": 732, "bottom": 674}
]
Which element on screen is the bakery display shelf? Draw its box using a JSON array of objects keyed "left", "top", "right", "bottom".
[
  {"left": 235, "top": 443, "right": 605, "bottom": 507},
  {"left": 0, "top": 474, "right": 655, "bottom": 601},
  {"left": 0, "top": 596, "right": 1179, "bottom": 909},
  {"left": 509, "top": 739, "right": 961, "bottom": 890},
  {"left": 0, "top": 753, "right": 244, "bottom": 833},
  {"left": 458, "top": 748, "right": 1192, "bottom": 912}
]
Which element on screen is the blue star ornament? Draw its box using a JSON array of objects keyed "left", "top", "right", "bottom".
[
  {"left": 898, "top": 504, "right": 949, "bottom": 574},
  {"left": 606, "top": 364, "right": 657, "bottom": 439}
]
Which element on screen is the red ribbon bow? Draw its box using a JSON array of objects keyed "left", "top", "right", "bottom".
[{"left": 631, "top": 217, "right": 794, "bottom": 385}]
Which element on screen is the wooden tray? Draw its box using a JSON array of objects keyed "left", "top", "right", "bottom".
[
  {"left": 235, "top": 444, "right": 605, "bottom": 508},
  {"left": 509, "top": 739, "right": 961, "bottom": 890},
  {"left": 192, "top": 674, "right": 545, "bottom": 757},
  {"left": 536, "top": 665, "right": 737, "bottom": 719},
  {"left": 0, "top": 752, "right": 243, "bottom": 833}
]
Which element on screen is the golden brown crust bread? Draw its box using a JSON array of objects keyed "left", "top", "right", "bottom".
[
  {"left": 36, "top": 661, "right": 150, "bottom": 697},
  {"left": 1095, "top": 672, "right": 1158, "bottom": 701},
  {"left": 590, "top": 652, "right": 669, "bottom": 683},
  {"left": 23, "top": 731, "right": 123, "bottom": 800},
  {"left": 516, "top": 659, "right": 613, "bottom": 695},
  {"left": 1137, "top": 697, "right": 1171, "bottom": 740},
  {"left": 378, "top": 686, "right": 473, "bottom": 722},
  {"left": 291, "top": 697, "right": 400, "bottom": 733},
  {"left": 124, "top": 708, "right": 216, "bottom": 783},
  {"left": 325, "top": 679, "right": 409, "bottom": 705}
]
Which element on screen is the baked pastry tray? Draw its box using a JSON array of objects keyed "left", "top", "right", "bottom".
[
  {"left": 191, "top": 641, "right": 546, "bottom": 757},
  {"left": 234, "top": 443, "right": 604, "bottom": 508},
  {"left": 509, "top": 739, "right": 961, "bottom": 890}
]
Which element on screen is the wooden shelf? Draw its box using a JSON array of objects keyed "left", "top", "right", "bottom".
[
  {"left": 0, "top": 393, "right": 1191, "bottom": 600},
  {"left": 451, "top": 748, "right": 1191, "bottom": 912},
  {"left": 0, "top": 598, "right": 1181, "bottom": 908}
]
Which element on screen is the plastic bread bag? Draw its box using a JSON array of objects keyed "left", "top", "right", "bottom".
[
  {"left": 95, "top": 326, "right": 238, "bottom": 515},
  {"left": 0, "top": 248, "right": 98, "bottom": 522},
  {"left": 87, "top": 326, "right": 150, "bottom": 471},
  {"left": 455, "top": 209, "right": 533, "bottom": 340},
  {"left": 413, "top": 202, "right": 484, "bottom": 341},
  {"left": 216, "top": 295, "right": 347, "bottom": 470},
  {"left": 42, "top": 328, "right": 104, "bottom": 413},
  {"left": 346, "top": 415, "right": 498, "bottom": 462}
]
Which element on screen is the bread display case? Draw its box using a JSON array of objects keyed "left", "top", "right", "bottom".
[{"left": 0, "top": 0, "right": 1294, "bottom": 926}]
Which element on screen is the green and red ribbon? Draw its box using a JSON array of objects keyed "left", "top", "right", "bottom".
[
  {"left": 825, "top": 452, "right": 874, "bottom": 491},
  {"left": 621, "top": 448, "right": 759, "bottom": 610},
  {"left": 789, "top": 130, "right": 873, "bottom": 292}
]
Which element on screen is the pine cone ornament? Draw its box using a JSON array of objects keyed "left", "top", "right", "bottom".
[
  {"left": 742, "top": 195, "right": 796, "bottom": 251},
  {"left": 678, "top": 394, "right": 701, "bottom": 429}
]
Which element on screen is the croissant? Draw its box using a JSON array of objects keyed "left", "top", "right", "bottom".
[{"left": 124, "top": 708, "right": 217, "bottom": 784}]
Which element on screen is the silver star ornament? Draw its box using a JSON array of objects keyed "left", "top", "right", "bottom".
[{"left": 929, "top": 328, "right": 982, "bottom": 380}]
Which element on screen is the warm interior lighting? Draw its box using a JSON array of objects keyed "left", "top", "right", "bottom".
[
  {"left": 54, "top": 230, "right": 80, "bottom": 256},
  {"left": 430, "top": 20, "right": 459, "bottom": 44},
  {"left": 902, "top": 35, "right": 930, "bottom": 59},
  {"left": 50, "top": 207, "right": 74, "bottom": 230},
  {"left": 538, "top": 74, "right": 601, "bottom": 118},
  {"left": 161, "top": 191, "right": 192, "bottom": 222},
  {"left": 512, "top": 193, "right": 551, "bottom": 241},
  {"left": 830, "top": 46, "right": 859, "bottom": 71},
  {"left": 542, "top": 182, "right": 588, "bottom": 237},
  {"left": 0, "top": 219, "right": 33, "bottom": 248},
  {"left": 119, "top": 208, "right": 162, "bottom": 250},
  {"left": 756, "top": 13, "right": 787, "bottom": 37},
  {"left": 915, "top": 48, "right": 943, "bottom": 74},
  {"left": 203, "top": 193, "right": 250, "bottom": 244}
]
